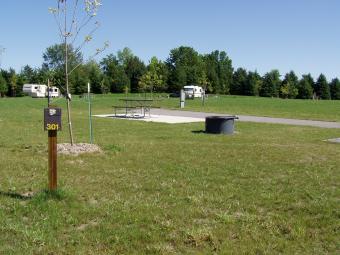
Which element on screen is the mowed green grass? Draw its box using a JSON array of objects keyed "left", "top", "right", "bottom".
[
  {"left": 0, "top": 96, "right": 339, "bottom": 254},
  {"left": 161, "top": 95, "right": 340, "bottom": 122}
]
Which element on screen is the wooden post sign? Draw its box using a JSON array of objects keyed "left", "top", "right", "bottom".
[{"left": 44, "top": 107, "right": 62, "bottom": 191}]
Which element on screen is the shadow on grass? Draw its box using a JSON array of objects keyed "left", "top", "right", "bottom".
[
  {"left": 192, "top": 130, "right": 206, "bottom": 134},
  {"left": 0, "top": 189, "right": 67, "bottom": 201},
  {"left": 0, "top": 191, "right": 33, "bottom": 200}
]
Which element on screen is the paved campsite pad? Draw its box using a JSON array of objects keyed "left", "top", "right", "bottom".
[
  {"left": 94, "top": 114, "right": 204, "bottom": 124},
  {"left": 95, "top": 109, "right": 340, "bottom": 128}
]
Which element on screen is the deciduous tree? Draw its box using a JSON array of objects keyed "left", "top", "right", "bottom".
[
  {"left": 167, "top": 46, "right": 204, "bottom": 91},
  {"left": 280, "top": 71, "right": 299, "bottom": 99},
  {"left": 138, "top": 57, "right": 167, "bottom": 93},
  {"left": 100, "top": 54, "right": 130, "bottom": 93}
]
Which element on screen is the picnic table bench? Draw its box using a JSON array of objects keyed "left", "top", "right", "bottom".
[{"left": 113, "top": 98, "right": 160, "bottom": 118}]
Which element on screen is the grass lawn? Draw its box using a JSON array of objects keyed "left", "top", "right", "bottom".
[
  {"left": 160, "top": 95, "right": 340, "bottom": 122},
  {"left": 0, "top": 96, "right": 339, "bottom": 254}
]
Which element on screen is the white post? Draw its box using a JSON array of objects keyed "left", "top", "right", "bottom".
[
  {"left": 180, "top": 89, "right": 185, "bottom": 109},
  {"left": 88, "top": 83, "right": 93, "bottom": 144}
]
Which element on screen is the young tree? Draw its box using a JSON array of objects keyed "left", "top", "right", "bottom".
[
  {"left": 49, "top": 0, "right": 108, "bottom": 145},
  {"left": 330, "top": 78, "right": 340, "bottom": 100},
  {"left": 197, "top": 72, "right": 210, "bottom": 96},
  {"left": 100, "top": 76, "right": 111, "bottom": 94},
  {"left": 260, "top": 70, "right": 281, "bottom": 97},
  {"left": 315, "top": 74, "right": 330, "bottom": 100}
]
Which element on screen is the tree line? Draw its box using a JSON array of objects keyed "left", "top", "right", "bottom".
[{"left": 1, "top": 45, "right": 340, "bottom": 100}]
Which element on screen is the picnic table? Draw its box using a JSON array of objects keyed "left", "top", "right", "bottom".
[{"left": 113, "top": 98, "right": 158, "bottom": 118}]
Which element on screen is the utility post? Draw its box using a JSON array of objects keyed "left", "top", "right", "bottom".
[{"left": 180, "top": 89, "right": 185, "bottom": 109}]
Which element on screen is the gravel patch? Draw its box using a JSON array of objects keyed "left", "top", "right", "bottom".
[{"left": 57, "top": 143, "right": 102, "bottom": 155}]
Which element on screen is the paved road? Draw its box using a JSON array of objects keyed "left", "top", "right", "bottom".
[{"left": 152, "top": 108, "right": 340, "bottom": 129}]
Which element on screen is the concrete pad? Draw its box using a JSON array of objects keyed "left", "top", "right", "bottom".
[
  {"left": 141, "top": 115, "right": 204, "bottom": 124},
  {"left": 151, "top": 109, "right": 340, "bottom": 129},
  {"left": 93, "top": 114, "right": 204, "bottom": 124}
]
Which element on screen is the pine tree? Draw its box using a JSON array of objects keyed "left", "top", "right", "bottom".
[
  {"left": 230, "top": 68, "right": 247, "bottom": 95},
  {"left": 244, "top": 71, "right": 262, "bottom": 96},
  {"left": 315, "top": 74, "right": 330, "bottom": 100},
  {"left": 330, "top": 78, "right": 340, "bottom": 100},
  {"left": 297, "top": 75, "right": 313, "bottom": 99}
]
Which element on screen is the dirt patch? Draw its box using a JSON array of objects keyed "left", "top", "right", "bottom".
[
  {"left": 76, "top": 220, "right": 99, "bottom": 231},
  {"left": 57, "top": 143, "right": 102, "bottom": 155}
]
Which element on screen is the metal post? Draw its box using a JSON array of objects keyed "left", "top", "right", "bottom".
[
  {"left": 88, "top": 83, "right": 93, "bottom": 144},
  {"left": 202, "top": 89, "right": 205, "bottom": 106},
  {"left": 180, "top": 89, "right": 185, "bottom": 108},
  {"left": 48, "top": 130, "right": 58, "bottom": 191},
  {"left": 47, "top": 79, "right": 51, "bottom": 107}
]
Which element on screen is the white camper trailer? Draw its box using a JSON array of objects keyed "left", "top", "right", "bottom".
[
  {"left": 47, "top": 87, "right": 60, "bottom": 98},
  {"left": 22, "top": 84, "right": 60, "bottom": 98},
  {"left": 23, "top": 84, "right": 47, "bottom": 98},
  {"left": 183, "top": 85, "right": 203, "bottom": 99}
]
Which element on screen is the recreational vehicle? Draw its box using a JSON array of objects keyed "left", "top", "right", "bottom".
[
  {"left": 47, "top": 87, "right": 60, "bottom": 98},
  {"left": 183, "top": 85, "right": 203, "bottom": 98},
  {"left": 23, "top": 84, "right": 47, "bottom": 98},
  {"left": 22, "top": 84, "right": 60, "bottom": 98}
]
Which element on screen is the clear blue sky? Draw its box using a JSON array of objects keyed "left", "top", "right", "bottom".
[{"left": 1, "top": 0, "right": 339, "bottom": 80}]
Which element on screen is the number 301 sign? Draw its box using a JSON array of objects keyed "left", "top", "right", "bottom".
[{"left": 44, "top": 108, "right": 62, "bottom": 131}]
